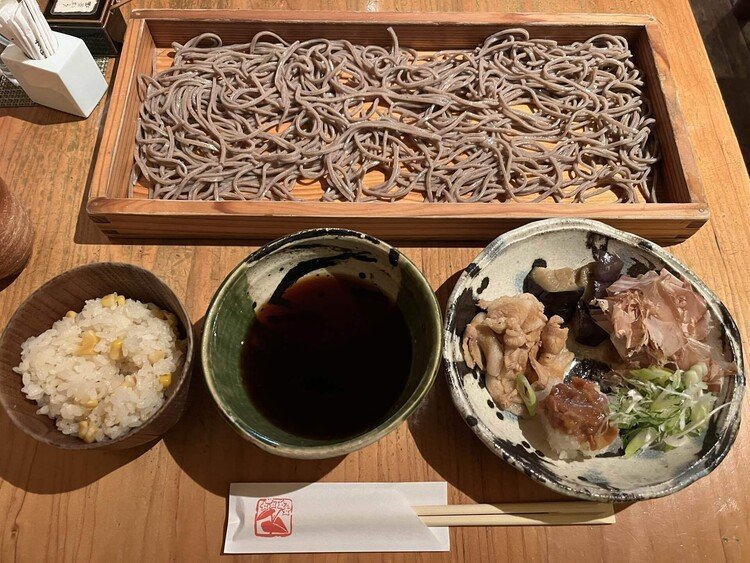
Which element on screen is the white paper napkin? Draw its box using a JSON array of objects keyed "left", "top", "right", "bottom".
[{"left": 226, "top": 482, "right": 449, "bottom": 554}]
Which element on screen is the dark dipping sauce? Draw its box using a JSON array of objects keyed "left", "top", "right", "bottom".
[{"left": 241, "top": 273, "right": 413, "bottom": 440}]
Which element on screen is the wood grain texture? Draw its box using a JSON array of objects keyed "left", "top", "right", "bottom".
[
  {"left": 86, "top": 199, "right": 709, "bottom": 244},
  {"left": 0, "top": 1, "right": 748, "bottom": 562},
  {"left": 0, "top": 263, "right": 194, "bottom": 450},
  {"left": 86, "top": 11, "right": 708, "bottom": 241}
]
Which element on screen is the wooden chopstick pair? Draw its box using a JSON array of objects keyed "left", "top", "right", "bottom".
[{"left": 413, "top": 501, "right": 615, "bottom": 527}]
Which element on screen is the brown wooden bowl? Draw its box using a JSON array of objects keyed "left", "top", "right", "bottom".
[
  {"left": 0, "top": 177, "right": 34, "bottom": 279},
  {"left": 0, "top": 263, "right": 194, "bottom": 450}
]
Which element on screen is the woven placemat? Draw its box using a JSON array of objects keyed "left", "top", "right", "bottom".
[{"left": 0, "top": 56, "right": 110, "bottom": 108}]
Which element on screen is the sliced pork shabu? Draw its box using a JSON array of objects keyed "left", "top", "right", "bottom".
[{"left": 461, "top": 293, "right": 574, "bottom": 413}]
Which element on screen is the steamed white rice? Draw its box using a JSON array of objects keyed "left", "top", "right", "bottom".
[
  {"left": 13, "top": 295, "right": 184, "bottom": 443},
  {"left": 540, "top": 411, "right": 622, "bottom": 460}
]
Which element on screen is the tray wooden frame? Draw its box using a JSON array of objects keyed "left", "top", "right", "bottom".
[{"left": 87, "top": 10, "right": 707, "bottom": 243}]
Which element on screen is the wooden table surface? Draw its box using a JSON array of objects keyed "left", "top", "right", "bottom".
[{"left": 0, "top": 0, "right": 748, "bottom": 561}]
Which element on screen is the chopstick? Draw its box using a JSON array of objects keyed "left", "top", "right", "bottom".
[{"left": 413, "top": 502, "right": 615, "bottom": 527}]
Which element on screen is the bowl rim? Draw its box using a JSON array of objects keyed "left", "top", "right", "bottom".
[
  {"left": 0, "top": 261, "right": 195, "bottom": 450},
  {"left": 443, "top": 218, "right": 745, "bottom": 501},
  {"left": 201, "top": 228, "right": 443, "bottom": 459}
]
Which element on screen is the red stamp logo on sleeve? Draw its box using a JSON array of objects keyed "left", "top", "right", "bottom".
[{"left": 254, "top": 498, "right": 293, "bottom": 537}]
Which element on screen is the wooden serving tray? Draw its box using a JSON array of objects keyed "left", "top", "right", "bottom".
[{"left": 87, "top": 10, "right": 707, "bottom": 243}]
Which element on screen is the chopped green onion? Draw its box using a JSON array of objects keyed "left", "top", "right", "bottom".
[
  {"left": 608, "top": 364, "right": 721, "bottom": 458},
  {"left": 691, "top": 363, "right": 709, "bottom": 378},
  {"left": 516, "top": 374, "right": 537, "bottom": 416},
  {"left": 650, "top": 395, "right": 680, "bottom": 412},
  {"left": 624, "top": 427, "right": 658, "bottom": 458},
  {"left": 628, "top": 366, "right": 673, "bottom": 385},
  {"left": 690, "top": 395, "right": 716, "bottom": 424},
  {"left": 668, "top": 403, "right": 728, "bottom": 440},
  {"left": 682, "top": 369, "right": 701, "bottom": 388}
]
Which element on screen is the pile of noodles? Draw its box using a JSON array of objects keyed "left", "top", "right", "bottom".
[{"left": 132, "top": 28, "right": 659, "bottom": 202}]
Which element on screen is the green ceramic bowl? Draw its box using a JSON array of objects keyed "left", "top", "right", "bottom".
[{"left": 201, "top": 228, "right": 442, "bottom": 459}]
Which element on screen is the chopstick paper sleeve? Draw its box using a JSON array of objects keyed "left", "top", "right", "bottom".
[{"left": 225, "top": 482, "right": 449, "bottom": 554}]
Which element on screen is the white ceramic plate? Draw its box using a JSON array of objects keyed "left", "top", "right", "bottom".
[{"left": 443, "top": 219, "right": 744, "bottom": 501}]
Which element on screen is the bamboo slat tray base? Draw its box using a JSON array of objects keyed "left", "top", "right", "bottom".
[{"left": 87, "top": 10, "right": 708, "bottom": 243}]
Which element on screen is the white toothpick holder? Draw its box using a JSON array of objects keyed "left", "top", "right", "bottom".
[{"left": 1, "top": 31, "right": 107, "bottom": 118}]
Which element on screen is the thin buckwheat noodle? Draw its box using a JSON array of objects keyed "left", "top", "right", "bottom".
[{"left": 132, "top": 28, "right": 659, "bottom": 202}]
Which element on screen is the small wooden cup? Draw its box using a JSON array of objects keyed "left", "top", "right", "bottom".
[
  {"left": 0, "top": 263, "right": 194, "bottom": 450},
  {"left": 0, "top": 179, "right": 34, "bottom": 279}
]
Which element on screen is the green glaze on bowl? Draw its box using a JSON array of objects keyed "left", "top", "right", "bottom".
[{"left": 202, "top": 228, "right": 442, "bottom": 459}]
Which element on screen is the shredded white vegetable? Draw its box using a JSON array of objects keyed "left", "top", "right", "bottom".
[{"left": 607, "top": 364, "right": 727, "bottom": 457}]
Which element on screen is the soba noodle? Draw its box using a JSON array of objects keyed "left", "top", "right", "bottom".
[{"left": 132, "top": 28, "right": 659, "bottom": 202}]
